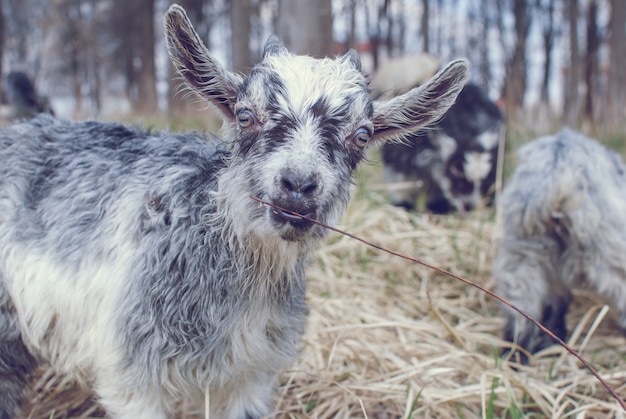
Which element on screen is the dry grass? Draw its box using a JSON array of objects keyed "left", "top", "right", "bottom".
[{"left": 21, "top": 165, "right": 626, "bottom": 418}]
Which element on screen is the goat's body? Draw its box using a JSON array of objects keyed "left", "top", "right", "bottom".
[
  {"left": 0, "top": 115, "right": 308, "bottom": 416},
  {"left": 493, "top": 129, "right": 626, "bottom": 358}
]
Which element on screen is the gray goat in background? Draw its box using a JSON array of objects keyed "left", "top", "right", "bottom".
[
  {"left": 0, "top": 4, "right": 468, "bottom": 419},
  {"left": 492, "top": 129, "right": 626, "bottom": 362}
]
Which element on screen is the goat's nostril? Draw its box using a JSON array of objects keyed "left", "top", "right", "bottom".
[
  {"left": 281, "top": 177, "right": 297, "bottom": 193},
  {"left": 300, "top": 178, "right": 318, "bottom": 195},
  {"left": 280, "top": 172, "right": 319, "bottom": 196}
]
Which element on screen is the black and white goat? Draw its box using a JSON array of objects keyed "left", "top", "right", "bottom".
[
  {"left": 382, "top": 82, "right": 503, "bottom": 213},
  {"left": 0, "top": 5, "right": 468, "bottom": 418},
  {"left": 492, "top": 129, "right": 626, "bottom": 361}
]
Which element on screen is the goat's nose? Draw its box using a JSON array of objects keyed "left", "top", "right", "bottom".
[{"left": 280, "top": 170, "right": 319, "bottom": 197}]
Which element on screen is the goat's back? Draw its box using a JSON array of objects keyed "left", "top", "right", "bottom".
[
  {"left": 0, "top": 114, "right": 226, "bottom": 244},
  {"left": 501, "top": 129, "right": 626, "bottom": 241}
]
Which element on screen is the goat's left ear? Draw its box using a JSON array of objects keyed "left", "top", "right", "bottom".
[
  {"left": 340, "top": 49, "right": 362, "bottom": 72},
  {"left": 164, "top": 4, "right": 242, "bottom": 121},
  {"left": 263, "top": 35, "right": 289, "bottom": 58},
  {"left": 371, "top": 59, "right": 469, "bottom": 144}
]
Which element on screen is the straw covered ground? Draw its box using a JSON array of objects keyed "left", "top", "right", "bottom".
[{"left": 21, "top": 164, "right": 626, "bottom": 418}]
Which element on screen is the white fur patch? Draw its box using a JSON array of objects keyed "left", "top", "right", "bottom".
[
  {"left": 476, "top": 128, "right": 500, "bottom": 150},
  {"left": 464, "top": 152, "right": 492, "bottom": 182},
  {"left": 432, "top": 131, "right": 457, "bottom": 160}
]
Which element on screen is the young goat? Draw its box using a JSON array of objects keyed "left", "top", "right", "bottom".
[
  {"left": 492, "top": 129, "right": 626, "bottom": 362},
  {"left": 0, "top": 5, "right": 468, "bottom": 418},
  {"left": 382, "top": 83, "right": 503, "bottom": 213}
]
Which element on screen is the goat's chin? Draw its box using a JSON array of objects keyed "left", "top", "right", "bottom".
[
  {"left": 272, "top": 218, "right": 314, "bottom": 242},
  {"left": 280, "top": 224, "right": 328, "bottom": 242}
]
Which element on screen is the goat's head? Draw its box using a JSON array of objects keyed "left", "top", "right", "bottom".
[
  {"left": 164, "top": 4, "right": 469, "bottom": 242},
  {"left": 427, "top": 84, "right": 503, "bottom": 213}
]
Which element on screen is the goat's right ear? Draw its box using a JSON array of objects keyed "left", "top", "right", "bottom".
[
  {"left": 164, "top": 4, "right": 242, "bottom": 121},
  {"left": 371, "top": 59, "right": 469, "bottom": 144}
]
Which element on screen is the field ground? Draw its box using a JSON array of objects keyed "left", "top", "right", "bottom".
[{"left": 20, "top": 121, "right": 626, "bottom": 418}]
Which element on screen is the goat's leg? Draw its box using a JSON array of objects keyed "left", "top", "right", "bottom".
[
  {"left": 95, "top": 376, "right": 171, "bottom": 419},
  {"left": 208, "top": 372, "right": 277, "bottom": 419},
  {"left": 535, "top": 291, "right": 571, "bottom": 352},
  {"left": 495, "top": 249, "right": 561, "bottom": 363},
  {"left": 502, "top": 312, "right": 541, "bottom": 364},
  {"left": 0, "top": 282, "right": 38, "bottom": 419},
  {"left": 597, "top": 268, "right": 626, "bottom": 337},
  {"left": 502, "top": 287, "right": 571, "bottom": 364}
]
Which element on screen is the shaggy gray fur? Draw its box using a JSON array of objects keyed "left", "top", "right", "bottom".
[{"left": 493, "top": 129, "right": 626, "bottom": 362}]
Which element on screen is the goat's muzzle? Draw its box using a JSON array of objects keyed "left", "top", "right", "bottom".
[{"left": 267, "top": 168, "right": 323, "bottom": 238}]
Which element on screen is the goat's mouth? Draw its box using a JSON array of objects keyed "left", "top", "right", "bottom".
[
  {"left": 252, "top": 195, "right": 322, "bottom": 241},
  {"left": 266, "top": 201, "right": 321, "bottom": 242},
  {"left": 270, "top": 207, "right": 315, "bottom": 230}
]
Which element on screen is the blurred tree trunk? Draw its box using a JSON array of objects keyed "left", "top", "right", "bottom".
[
  {"left": 111, "top": 0, "right": 157, "bottom": 114},
  {"left": 421, "top": 0, "right": 430, "bottom": 53},
  {"left": 537, "top": 0, "right": 555, "bottom": 104},
  {"left": 231, "top": 0, "right": 252, "bottom": 73},
  {"left": 0, "top": 0, "right": 5, "bottom": 102},
  {"left": 383, "top": 0, "right": 393, "bottom": 56},
  {"left": 276, "top": 0, "right": 333, "bottom": 58},
  {"left": 435, "top": 0, "right": 444, "bottom": 54},
  {"left": 563, "top": 0, "right": 580, "bottom": 126},
  {"left": 6, "top": 0, "right": 28, "bottom": 63},
  {"left": 53, "top": 0, "right": 86, "bottom": 116},
  {"left": 365, "top": 1, "right": 381, "bottom": 70},
  {"left": 85, "top": 7, "right": 101, "bottom": 115},
  {"left": 397, "top": 0, "right": 406, "bottom": 54},
  {"left": 478, "top": 0, "right": 491, "bottom": 92},
  {"left": 136, "top": 0, "right": 157, "bottom": 114},
  {"left": 498, "top": 0, "right": 531, "bottom": 119},
  {"left": 584, "top": 0, "right": 599, "bottom": 128},
  {"left": 348, "top": 0, "right": 357, "bottom": 50},
  {"left": 467, "top": 0, "right": 492, "bottom": 91},
  {"left": 608, "top": 0, "right": 626, "bottom": 123},
  {"left": 110, "top": 0, "right": 139, "bottom": 111}
]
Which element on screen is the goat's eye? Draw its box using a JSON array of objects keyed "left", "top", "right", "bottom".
[
  {"left": 237, "top": 109, "right": 257, "bottom": 128},
  {"left": 351, "top": 127, "right": 371, "bottom": 148}
]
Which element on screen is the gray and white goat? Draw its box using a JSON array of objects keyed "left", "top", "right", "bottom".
[
  {"left": 492, "top": 129, "right": 626, "bottom": 362},
  {"left": 382, "top": 82, "right": 503, "bottom": 213},
  {"left": 0, "top": 5, "right": 468, "bottom": 419}
]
